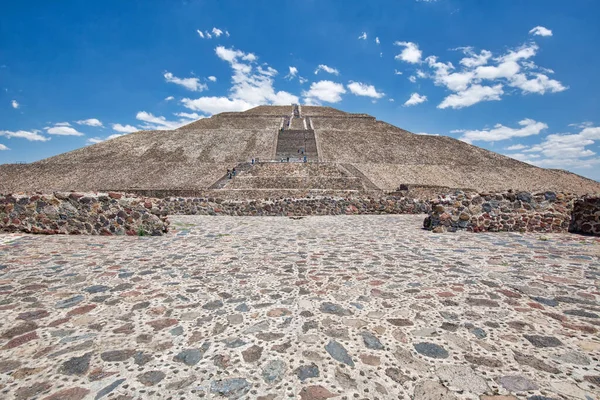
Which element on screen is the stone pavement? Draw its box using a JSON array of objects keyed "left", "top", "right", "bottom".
[{"left": 0, "top": 215, "right": 599, "bottom": 400}]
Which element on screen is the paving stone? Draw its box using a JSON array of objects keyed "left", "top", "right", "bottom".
[
  {"left": 242, "top": 345, "right": 263, "bottom": 363},
  {"left": 414, "top": 342, "right": 449, "bottom": 359},
  {"left": 498, "top": 375, "right": 539, "bottom": 392},
  {"left": 59, "top": 352, "right": 93, "bottom": 376},
  {"left": 210, "top": 378, "right": 251, "bottom": 399},
  {"left": 437, "top": 365, "right": 489, "bottom": 394},
  {"left": 524, "top": 335, "right": 563, "bottom": 348},
  {"left": 56, "top": 295, "right": 85, "bottom": 309},
  {"left": 295, "top": 363, "right": 320, "bottom": 381},
  {"left": 41, "top": 387, "right": 90, "bottom": 400},
  {"left": 319, "top": 302, "right": 352, "bottom": 316},
  {"left": 513, "top": 353, "right": 560, "bottom": 373},
  {"left": 137, "top": 370, "right": 166, "bottom": 386},
  {"left": 361, "top": 331, "right": 384, "bottom": 350},
  {"left": 299, "top": 385, "right": 337, "bottom": 400},
  {"left": 100, "top": 349, "right": 134, "bottom": 362},
  {"left": 325, "top": 339, "right": 355, "bottom": 366},
  {"left": 262, "top": 359, "right": 286, "bottom": 383},
  {"left": 413, "top": 380, "right": 457, "bottom": 400}
]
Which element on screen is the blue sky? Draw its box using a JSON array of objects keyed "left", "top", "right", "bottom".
[{"left": 2, "top": 0, "right": 600, "bottom": 181}]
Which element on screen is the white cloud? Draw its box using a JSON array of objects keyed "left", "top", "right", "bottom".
[
  {"left": 314, "top": 64, "right": 340, "bottom": 75},
  {"left": 358, "top": 32, "right": 367, "bottom": 40},
  {"left": 457, "top": 118, "right": 547, "bottom": 143},
  {"left": 286, "top": 66, "right": 298, "bottom": 80},
  {"left": 174, "top": 112, "right": 203, "bottom": 119},
  {"left": 0, "top": 129, "right": 49, "bottom": 141},
  {"left": 136, "top": 111, "right": 199, "bottom": 130},
  {"left": 86, "top": 133, "right": 126, "bottom": 145},
  {"left": 165, "top": 96, "right": 175, "bottom": 101},
  {"left": 76, "top": 118, "right": 103, "bottom": 127},
  {"left": 11, "top": 100, "right": 19, "bottom": 109},
  {"left": 415, "top": 132, "right": 439, "bottom": 136},
  {"left": 394, "top": 41, "right": 422, "bottom": 63},
  {"left": 45, "top": 125, "right": 84, "bottom": 136},
  {"left": 207, "top": 76, "right": 217, "bottom": 82},
  {"left": 438, "top": 84, "right": 504, "bottom": 109},
  {"left": 0, "top": 144, "right": 9, "bottom": 150},
  {"left": 375, "top": 37, "right": 380, "bottom": 45},
  {"left": 408, "top": 76, "right": 417, "bottom": 83},
  {"left": 181, "top": 97, "right": 253, "bottom": 114},
  {"left": 212, "top": 27, "right": 224, "bottom": 37},
  {"left": 529, "top": 26, "right": 553, "bottom": 37},
  {"left": 413, "top": 41, "right": 566, "bottom": 108},
  {"left": 302, "top": 80, "right": 346, "bottom": 103},
  {"left": 164, "top": 72, "right": 208, "bottom": 92},
  {"left": 458, "top": 47, "right": 492, "bottom": 68},
  {"left": 404, "top": 92, "right": 428, "bottom": 106},
  {"left": 394, "top": 69, "right": 403, "bottom": 75},
  {"left": 181, "top": 46, "right": 298, "bottom": 115},
  {"left": 54, "top": 122, "right": 71, "bottom": 126},
  {"left": 112, "top": 123, "right": 138, "bottom": 133},
  {"left": 347, "top": 81, "right": 385, "bottom": 99},
  {"left": 197, "top": 30, "right": 204, "bottom": 38},
  {"left": 505, "top": 144, "right": 527, "bottom": 151}
]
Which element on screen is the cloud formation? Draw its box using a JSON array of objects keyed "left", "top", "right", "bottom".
[
  {"left": 404, "top": 93, "right": 427, "bottom": 106},
  {"left": 314, "top": 64, "right": 340, "bottom": 75},
  {"left": 112, "top": 123, "right": 138, "bottom": 133},
  {"left": 394, "top": 42, "right": 422, "bottom": 63},
  {"left": 303, "top": 80, "right": 346, "bottom": 103},
  {"left": 76, "top": 118, "right": 103, "bottom": 127},
  {"left": 11, "top": 100, "right": 19, "bottom": 109},
  {"left": 45, "top": 124, "right": 84, "bottom": 136},
  {"left": 456, "top": 118, "right": 548, "bottom": 143},
  {"left": 529, "top": 26, "right": 553, "bottom": 37},
  {"left": 0, "top": 130, "right": 49, "bottom": 141},
  {"left": 164, "top": 72, "right": 208, "bottom": 92},
  {"left": 181, "top": 46, "right": 298, "bottom": 115},
  {"left": 347, "top": 81, "right": 384, "bottom": 98}
]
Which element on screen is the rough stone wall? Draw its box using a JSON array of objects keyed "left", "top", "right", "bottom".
[
  {"left": 0, "top": 193, "right": 169, "bottom": 235},
  {"left": 159, "top": 196, "right": 430, "bottom": 216},
  {"left": 424, "top": 191, "right": 577, "bottom": 233},
  {"left": 569, "top": 196, "right": 600, "bottom": 235}
]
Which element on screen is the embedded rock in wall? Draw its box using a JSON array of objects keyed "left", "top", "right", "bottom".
[
  {"left": 0, "top": 193, "right": 169, "bottom": 235},
  {"left": 424, "top": 191, "right": 577, "bottom": 233},
  {"left": 569, "top": 196, "right": 600, "bottom": 236},
  {"left": 159, "top": 196, "right": 431, "bottom": 216}
]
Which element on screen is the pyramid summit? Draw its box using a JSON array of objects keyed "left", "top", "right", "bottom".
[{"left": 2, "top": 104, "right": 599, "bottom": 196}]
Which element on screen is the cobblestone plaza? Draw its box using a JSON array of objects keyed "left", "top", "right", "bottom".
[{"left": 0, "top": 215, "right": 599, "bottom": 399}]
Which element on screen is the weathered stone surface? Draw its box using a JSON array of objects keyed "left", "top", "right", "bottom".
[
  {"left": 210, "top": 378, "right": 251, "bottom": 399},
  {"left": 513, "top": 353, "right": 560, "bottom": 373},
  {"left": 414, "top": 342, "right": 449, "bottom": 359},
  {"left": 299, "top": 385, "right": 337, "bottom": 400},
  {"left": 437, "top": 365, "right": 488, "bottom": 394},
  {"left": 59, "top": 352, "right": 93, "bottom": 376},
  {"left": 413, "top": 380, "right": 457, "bottom": 400},
  {"left": 262, "top": 359, "right": 286, "bottom": 383},
  {"left": 524, "top": 335, "right": 563, "bottom": 348},
  {"left": 361, "top": 331, "right": 384, "bottom": 350},
  {"left": 41, "top": 387, "right": 90, "bottom": 400},
  {"left": 100, "top": 349, "right": 134, "bottom": 362},
  {"left": 498, "top": 375, "right": 539, "bottom": 392},
  {"left": 325, "top": 340, "right": 354, "bottom": 366},
  {"left": 320, "top": 302, "right": 352, "bottom": 316},
  {"left": 137, "top": 370, "right": 166, "bottom": 386},
  {"left": 2, "top": 321, "right": 37, "bottom": 339},
  {"left": 242, "top": 345, "right": 263, "bottom": 363}
]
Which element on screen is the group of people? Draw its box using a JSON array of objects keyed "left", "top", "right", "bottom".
[{"left": 226, "top": 167, "right": 237, "bottom": 179}]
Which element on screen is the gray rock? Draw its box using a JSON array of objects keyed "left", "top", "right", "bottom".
[
  {"left": 524, "top": 335, "right": 563, "bottom": 348},
  {"left": 361, "top": 331, "right": 384, "bottom": 350},
  {"left": 138, "top": 370, "right": 166, "bottom": 386},
  {"left": 56, "top": 295, "right": 85, "bottom": 309},
  {"left": 564, "top": 309, "right": 598, "bottom": 319},
  {"left": 95, "top": 378, "right": 125, "bottom": 400},
  {"left": 235, "top": 303, "right": 249, "bottom": 312},
  {"left": 83, "top": 285, "right": 110, "bottom": 294},
  {"left": 133, "top": 351, "right": 153, "bottom": 366},
  {"left": 414, "top": 342, "right": 449, "bottom": 359},
  {"left": 320, "top": 302, "right": 353, "bottom": 316},
  {"left": 210, "top": 378, "right": 251, "bottom": 399},
  {"left": 170, "top": 325, "right": 184, "bottom": 336},
  {"left": 295, "top": 363, "right": 320, "bottom": 381},
  {"left": 498, "top": 375, "right": 539, "bottom": 392},
  {"left": 100, "top": 350, "right": 134, "bottom": 362},
  {"left": 242, "top": 345, "right": 263, "bottom": 363},
  {"left": 437, "top": 365, "right": 488, "bottom": 394},
  {"left": 517, "top": 192, "right": 533, "bottom": 203},
  {"left": 552, "top": 351, "right": 590, "bottom": 365},
  {"left": 262, "top": 359, "right": 286, "bottom": 383},
  {"left": 59, "top": 352, "right": 93, "bottom": 375},
  {"left": 203, "top": 300, "right": 224, "bottom": 310},
  {"left": 413, "top": 380, "right": 458, "bottom": 400},
  {"left": 530, "top": 296, "right": 558, "bottom": 307},
  {"left": 174, "top": 349, "right": 202, "bottom": 365},
  {"left": 325, "top": 340, "right": 354, "bottom": 366}
]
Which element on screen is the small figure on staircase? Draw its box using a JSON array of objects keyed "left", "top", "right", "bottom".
[
  {"left": 232, "top": 167, "right": 237, "bottom": 177},
  {"left": 227, "top": 169, "right": 232, "bottom": 179}
]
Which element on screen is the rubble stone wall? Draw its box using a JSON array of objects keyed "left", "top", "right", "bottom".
[
  {"left": 569, "top": 196, "right": 600, "bottom": 235},
  {"left": 159, "top": 196, "right": 431, "bottom": 216},
  {"left": 424, "top": 191, "right": 578, "bottom": 233},
  {"left": 0, "top": 192, "right": 169, "bottom": 235}
]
